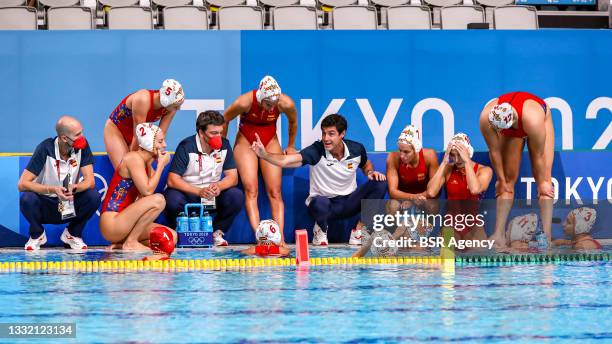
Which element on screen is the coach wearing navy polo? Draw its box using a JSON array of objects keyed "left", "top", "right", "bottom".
[
  {"left": 17, "top": 116, "right": 100, "bottom": 251},
  {"left": 164, "top": 110, "right": 244, "bottom": 246},
  {"left": 251, "top": 113, "right": 387, "bottom": 246}
]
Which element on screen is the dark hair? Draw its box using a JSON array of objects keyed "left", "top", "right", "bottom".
[
  {"left": 321, "top": 114, "right": 347, "bottom": 134},
  {"left": 196, "top": 110, "right": 224, "bottom": 132}
]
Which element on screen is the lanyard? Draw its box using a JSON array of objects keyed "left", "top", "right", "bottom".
[
  {"left": 198, "top": 151, "right": 219, "bottom": 185},
  {"left": 55, "top": 160, "right": 62, "bottom": 183}
]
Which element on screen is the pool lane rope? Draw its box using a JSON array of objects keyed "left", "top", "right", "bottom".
[
  {"left": 0, "top": 253, "right": 608, "bottom": 273},
  {"left": 0, "top": 256, "right": 443, "bottom": 273},
  {"left": 457, "top": 253, "right": 610, "bottom": 264}
]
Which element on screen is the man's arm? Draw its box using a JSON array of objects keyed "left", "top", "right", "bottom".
[
  {"left": 360, "top": 159, "right": 386, "bottom": 181},
  {"left": 217, "top": 169, "right": 238, "bottom": 191},
  {"left": 18, "top": 170, "right": 50, "bottom": 194},
  {"left": 75, "top": 164, "right": 95, "bottom": 193},
  {"left": 167, "top": 172, "right": 202, "bottom": 197},
  {"left": 251, "top": 133, "right": 304, "bottom": 168}
]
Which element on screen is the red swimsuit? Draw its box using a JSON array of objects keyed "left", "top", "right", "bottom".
[
  {"left": 397, "top": 150, "right": 429, "bottom": 194},
  {"left": 254, "top": 244, "right": 281, "bottom": 257},
  {"left": 445, "top": 164, "right": 482, "bottom": 238},
  {"left": 497, "top": 91, "right": 547, "bottom": 138},
  {"left": 239, "top": 90, "right": 281, "bottom": 146},
  {"left": 109, "top": 90, "right": 168, "bottom": 144},
  {"left": 101, "top": 170, "right": 139, "bottom": 214}
]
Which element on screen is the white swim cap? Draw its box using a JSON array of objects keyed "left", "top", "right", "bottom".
[
  {"left": 255, "top": 76, "right": 281, "bottom": 103},
  {"left": 159, "top": 79, "right": 184, "bottom": 108},
  {"left": 398, "top": 125, "right": 422, "bottom": 153},
  {"left": 507, "top": 213, "right": 538, "bottom": 243},
  {"left": 369, "top": 230, "right": 398, "bottom": 257},
  {"left": 136, "top": 122, "right": 161, "bottom": 153},
  {"left": 489, "top": 102, "right": 514, "bottom": 129},
  {"left": 407, "top": 219, "right": 434, "bottom": 241},
  {"left": 255, "top": 219, "right": 281, "bottom": 245},
  {"left": 447, "top": 133, "right": 474, "bottom": 158},
  {"left": 569, "top": 207, "right": 597, "bottom": 235}
]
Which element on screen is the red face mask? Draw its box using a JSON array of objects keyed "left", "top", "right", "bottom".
[
  {"left": 71, "top": 136, "right": 87, "bottom": 150},
  {"left": 208, "top": 135, "right": 222, "bottom": 150}
]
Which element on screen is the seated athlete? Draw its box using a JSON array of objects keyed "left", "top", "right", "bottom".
[
  {"left": 505, "top": 213, "right": 539, "bottom": 252},
  {"left": 104, "top": 79, "right": 184, "bottom": 169},
  {"left": 100, "top": 123, "right": 177, "bottom": 251},
  {"left": 553, "top": 207, "right": 601, "bottom": 250},
  {"left": 426, "top": 133, "right": 493, "bottom": 249},
  {"left": 143, "top": 226, "right": 175, "bottom": 261},
  {"left": 386, "top": 125, "right": 439, "bottom": 213},
  {"left": 223, "top": 76, "right": 298, "bottom": 245},
  {"left": 241, "top": 220, "right": 290, "bottom": 257}
]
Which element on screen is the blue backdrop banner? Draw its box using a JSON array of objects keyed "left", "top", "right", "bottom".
[
  {"left": 0, "top": 30, "right": 611, "bottom": 153},
  {"left": 0, "top": 30, "right": 611, "bottom": 246}
]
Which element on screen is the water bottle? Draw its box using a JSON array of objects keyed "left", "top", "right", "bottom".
[
  {"left": 201, "top": 212, "right": 213, "bottom": 233},
  {"left": 188, "top": 212, "right": 200, "bottom": 232},
  {"left": 176, "top": 212, "right": 188, "bottom": 233},
  {"left": 535, "top": 230, "right": 549, "bottom": 250}
]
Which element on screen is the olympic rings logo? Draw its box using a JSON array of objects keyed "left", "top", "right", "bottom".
[{"left": 187, "top": 236, "right": 206, "bottom": 245}]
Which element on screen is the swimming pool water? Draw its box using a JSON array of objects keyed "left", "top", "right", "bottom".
[{"left": 0, "top": 248, "right": 610, "bottom": 343}]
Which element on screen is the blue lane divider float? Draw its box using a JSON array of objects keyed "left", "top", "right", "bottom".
[{"left": 456, "top": 253, "right": 610, "bottom": 264}]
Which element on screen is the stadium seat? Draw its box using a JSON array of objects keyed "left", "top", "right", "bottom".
[
  {"left": 371, "top": 0, "right": 409, "bottom": 7},
  {"left": 152, "top": 0, "right": 192, "bottom": 6},
  {"left": 107, "top": 6, "right": 154, "bottom": 29},
  {"left": 260, "top": 0, "right": 299, "bottom": 7},
  {"left": 494, "top": 5, "right": 538, "bottom": 29},
  {"left": 473, "top": 0, "right": 513, "bottom": 25},
  {"left": 0, "top": 7, "right": 37, "bottom": 30},
  {"left": 163, "top": 6, "right": 208, "bottom": 29},
  {"left": 422, "top": 0, "right": 460, "bottom": 7},
  {"left": 47, "top": 6, "right": 94, "bottom": 29},
  {"left": 98, "top": 0, "right": 140, "bottom": 6},
  {"left": 206, "top": 0, "right": 246, "bottom": 7},
  {"left": 0, "top": 0, "right": 26, "bottom": 5},
  {"left": 273, "top": 5, "right": 317, "bottom": 29},
  {"left": 386, "top": 5, "right": 431, "bottom": 29},
  {"left": 440, "top": 5, "right": 485, "bottom": 29},
  {"left": 332, "top": 5, "right": 377, "bottom": 29},
  {"left": 218, "top": 5, "right": 263, "bottom": 29},
  {"left": 319, "top": 0, "right": 358, "bottom": 8},
  {"left": 38, "top": 0, "right": 79, "bottom": 6}
]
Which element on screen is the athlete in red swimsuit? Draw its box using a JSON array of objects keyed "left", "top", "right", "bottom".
[
  {"left": 222, "top": 76, "right": 298, "bottom": 243},
  {"left": 386, "top": 125, "right": 439, "bottom": 215},
  {"left": 100, "top": 123, "right": 176, "bottom": 251},
  {"left": 554, "top": 207, "right": 602, "bottom": 250},
  {"left": 426, "top": 133, "right": 492, "bottom": 244},
  {"left": 104, "top": 79, "right": 184, "bottom": 169},
  {"left": 480, "top": 91, "right": 554, "bottom": 249}
]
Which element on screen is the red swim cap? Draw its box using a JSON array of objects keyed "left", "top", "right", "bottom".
[{"left": 149, "top": 226, "right": 175, "bottom": 256}]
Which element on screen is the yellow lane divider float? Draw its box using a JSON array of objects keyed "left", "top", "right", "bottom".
[{"left": 0, "top": 256, "right": 446, "bottom": 274}]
